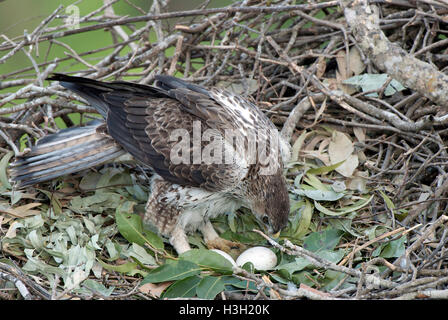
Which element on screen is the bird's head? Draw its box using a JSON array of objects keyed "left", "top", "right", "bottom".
[{"left": 245, "top": 171, "right": 290, "bottom": 235}]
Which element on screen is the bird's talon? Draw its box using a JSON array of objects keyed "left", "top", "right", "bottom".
[{"left": 206, "top": 238, "right": 246, "bottom": 259}]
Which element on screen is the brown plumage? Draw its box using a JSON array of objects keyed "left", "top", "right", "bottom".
[{"left": 9, "top": 74, "right": 291, "bottom": 254}]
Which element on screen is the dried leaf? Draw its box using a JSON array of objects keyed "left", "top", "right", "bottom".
[
  {"left": 139, "top": 282, "right": 172, "bottom": 298},
  {"left": 5, "top": 220, "right": 21, "bottom": 238},
  {"left": 348, "top": 46, "right": 365, "bottom": 75},
  {"left": 291, "top": 130, "right": 309, "bottom": 162},
  {"left": 216, "top": 78, "right": 258, "bottom": 95},
  {"left": 1, "top": 202, "right": 42, "bottom": 218},
  {"left": 328, "top": 131, "right": 358, "bottom": 177},
  {"left": 315, "top": 56, "right": 327, "bottom": 78},
  {"left": 353, "top": 127, "right": 366, "bottom": 142},
  {"left": 336, "top": 50, "right": 348, "bottom": 79},
  {"left": 347, "top": 175, "right": 367, "bottom": 192}
]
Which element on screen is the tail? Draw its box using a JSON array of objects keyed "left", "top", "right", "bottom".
[
  {"left": 9, "top": 73, "right": 177, "bottom": 188},
  {"left": 9, "top": 120, "right": 126, "bottom": 188},
  {"left": 46, "top": 73, "right": 166, "bottom": 118}
]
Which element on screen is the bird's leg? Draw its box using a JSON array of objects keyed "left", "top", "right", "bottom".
[
  {"left": 144, "top": 178, "right": 193, "bottom": 254},
  {"left": 200, "top": 220, "right": 221, "bottom": 243},
  {"left": 169, "top": 225, "right": 191, "bottom": 254},
  {"left": 200, "top": 221, "right": 246, "bottom": 258}
]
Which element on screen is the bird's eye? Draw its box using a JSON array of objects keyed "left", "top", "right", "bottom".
[{"left": 262, "top": 215, "right": 269, "bottom": 224}]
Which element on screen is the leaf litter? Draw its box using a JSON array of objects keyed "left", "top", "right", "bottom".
[{"left": 1, "top": 123, "right": 383, "bottom": 299}]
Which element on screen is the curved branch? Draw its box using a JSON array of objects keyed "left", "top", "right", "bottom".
[{"left": 344, "top": 0, "right": 448, "bottom": 108}]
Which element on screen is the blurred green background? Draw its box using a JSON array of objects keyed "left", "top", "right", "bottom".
[{"left": 0, "top": 0, "right": 232, "bottom": 77}]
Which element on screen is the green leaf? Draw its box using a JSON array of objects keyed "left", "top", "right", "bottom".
[
  {"left": 379, "top": 235, "right": 406, "bottom": 258},
  {"left": 293, "top": 173, "right": 304, "bottom": 188},
  {"left": 220, "top": 275, "right": 258, "bottom": 292},
  {"left": 82, "top": 279, "right": 115, "bottom": 297},
  {"left": 142, "top": 260, "right": 201, "bottom": 284},
  {"left": 303, "top": 229, "right": 344, "bottom": 252},
  {"left": 317, "top": 249, "right": 345, "bottom": 263},
  {"left": 304, "top": 173, "right": 330, "bottom": 191},
  {"left": 290, "top": 200, "right": 305, "bottom": 213},
  {"left": 328, "top": 212, "right": 363, "bottom": 237},
  {"left": 162, "top": 276, "right": 201, "bottom": 298},
  {"left": 179, "top": 249, "right": 233, "bottom": 273},
  {"left": 343, "top": 74, "right": 406, "bottom": 97},
  {"left": 276, "top": 249, "right": 345, "bottom": 276},
  {"left": 96, "top": 168, "right": 132, "bottom": 190},
  {"left": 79, "top": 172, "right": 102, "bottom": 191},
  {"left": 227, "top": 211, "right": 237, "bottom": 233},
  {"left": 38, "top": 189, "right": 62, "bottom": 214},
  {"left": 314, "top": 195, "right": 373, "bottom": 216},
  {"left": 240, "top": 261, "right": 255, "bottom": 273},
  {"left": 307, "top": 160, "right": 344, "bottom": 175},
  {"left": 97, "top": 259, "right": 139, "bottom": 274},
  {"left": 115, "top": 201, "right": 164, "bottom": 250},
  {"left": 291, "top": 271, "right": 315, "bottom": 286},
  {"left": 129, "top": 243, "right": 157, "bottom": 266},
  {"left": 125, "top": 184, "right": 147, "bottom": 202},
  {"left": 298, "top": 189, "right": 345, "bottom": 201},
  {"left": 379, "top": 190, "right": 395, "bottom": 210},
  {"left": 196, "top": 276, "right": 226, "bottom": 299},
  {"left": 0, "top": 151, "right": 13, "bottom": 189},
  {"left": 276, "top": 258, "right": 311, "bottom": 274},
  {"left": 289, "top": 200, "right": 305, "bottom": 232},
  {"left": 291, "top": 199, "right": 313, "bottom": 239},
  {"left": 322, "top": 270, "right": 351, "bottom": 290}
]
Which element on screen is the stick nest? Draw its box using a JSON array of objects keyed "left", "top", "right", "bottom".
[{"left": 1, "top": 0, "right": 448, "bottom": 300}]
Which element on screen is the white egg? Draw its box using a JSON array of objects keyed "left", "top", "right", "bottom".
[
  {"left": 236, "top": 247, "right": 277, "bottom": 270},
  {"left": 211, "top": 249, "right": 237, "bottom": 267}
]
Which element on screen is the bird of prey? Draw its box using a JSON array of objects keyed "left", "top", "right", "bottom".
[{"left": 9, "top": 74, "right": 291, "bottom": 254}]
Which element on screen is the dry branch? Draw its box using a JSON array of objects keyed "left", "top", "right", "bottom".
[
  {"left": 344, "top": 0, "right": 448, "bottom": 108},
  {"left": 1, "top": 0, "right": 448, "bottom": 300}
]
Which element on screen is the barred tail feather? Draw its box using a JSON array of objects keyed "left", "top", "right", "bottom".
[{"left": 9, "top": 120, "right": 126, "bottom": 188}]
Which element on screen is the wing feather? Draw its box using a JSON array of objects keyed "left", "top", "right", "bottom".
[{"left": 48, "top": 74, "right": 274, "bottom": 192}]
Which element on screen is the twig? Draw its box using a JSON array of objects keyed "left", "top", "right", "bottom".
[
  {"left": 252, "top": 229, "right": 397, "bottom": 289},
  {"left": 344, "top": 0, "right": 448, "bottom": 108}
]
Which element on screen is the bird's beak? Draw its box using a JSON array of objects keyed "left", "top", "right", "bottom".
[{"left": 271, "top": 231, "right": 280, "bottom": 238}]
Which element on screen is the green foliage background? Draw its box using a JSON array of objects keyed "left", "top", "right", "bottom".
[{"left": 0, "top": 0, "right": 232, "bottom": 75}]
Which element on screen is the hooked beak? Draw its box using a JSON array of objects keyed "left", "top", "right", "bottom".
[{"left": 271, "top": 231, "right": 281, "bottom": 238}]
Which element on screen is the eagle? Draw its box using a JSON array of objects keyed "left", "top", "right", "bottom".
[{"left": 9, "top": 74, "right": 291, "bottom": 254}]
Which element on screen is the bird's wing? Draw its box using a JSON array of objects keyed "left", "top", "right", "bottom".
[
  {"left": 156, "top": 76, "right": 287, "bottom": 172},
  {"left": 104, "top": 93, "right": 248, "bottom": 192},
  {"left": 47, "top": 74, "right": 291, "bottom": 190},
  {"left": 157, "top": 75, "right": 275, "bottom": 134},
  {"left": 48, "top": 74, "right": 251, "bottom": 191}
]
